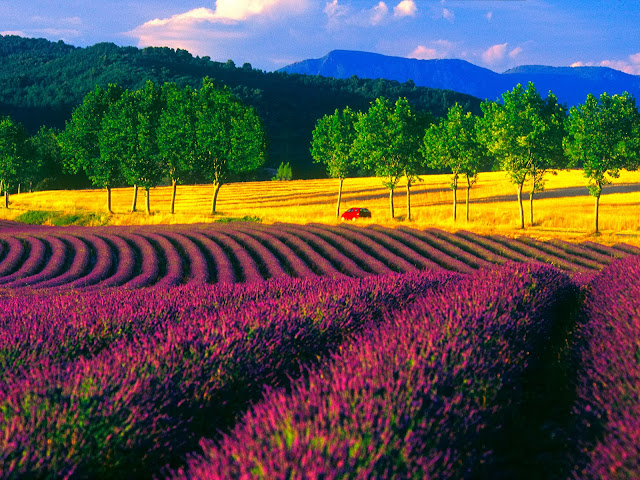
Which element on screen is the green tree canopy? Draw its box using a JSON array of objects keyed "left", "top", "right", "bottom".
[
  {"left": 0, "top": 115, "right": 29, "bottom": 207},
  {"left": 422, "top": 103, "right": 489, "bottom": 221},
  {"left": 194, "top": 78, "right": 266, "bottom": 215},
  {"left": 310, "top": 106, "right": 359, "bottom": 218},
  {"left": 479, "top": 82, "right": 566, "bottom": 228},
  {"left": 564, "top": 91, "right": 640, "bottom": 233}
]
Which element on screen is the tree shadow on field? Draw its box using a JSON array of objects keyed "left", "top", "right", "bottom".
[{"left": 472, "top": 183, "right": 640, "bottom": 205}]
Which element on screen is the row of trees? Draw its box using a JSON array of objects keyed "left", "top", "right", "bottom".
[
  {"left": 312, "top": 82, "right": 640, "bottom": 232},
  {"left": 0, "top": 78, "right": 266, "bottom": 215}
]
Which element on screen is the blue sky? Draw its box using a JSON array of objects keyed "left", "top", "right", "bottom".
[{"left": 2, "top": 0, "right": 639, "bottom": 74}]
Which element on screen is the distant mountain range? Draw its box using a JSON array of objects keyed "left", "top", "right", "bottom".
[{"left": 280, "top": 50, "right": 640, "bottom": 106}]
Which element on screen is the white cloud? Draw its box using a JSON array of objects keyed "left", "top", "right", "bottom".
[
  {"left": 409, "top": 40, "right": 455, "bottom": 60},
  {"left": 370, "top": 2, "right": 389, "bottom": 25},
  {"left": 394, "top": 0, "right": 417, "bottom": 17},
  {"left": 442, "top": 8, "right": 454, "bottom": 22},
  {"left": 1, "top": 30, "right": 26, "bottom": 37},
  {"left": 486, "top": 11, "right": 493, "bottom": 21},
  {"left": 482, "top": 43, "right": 508, "bottom": 65},
  {"left": 410, "top": 45, "right": 437, "bottom": 60},
  {"left": 571, "top": 54, "right": 640, "bottom": 75},
  {"left": 509, "top": 46, "right": 523, "bottom": 59}
]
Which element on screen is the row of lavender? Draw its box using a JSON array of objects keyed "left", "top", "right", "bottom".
[
  {"left": 569, "top": 256, "right": 640, "bottom": 478},
  {"left": 0, "top": 268, "right": 456, "bottom": 479},
  {"left": 0, "top": 222, "right": 635, "bottom": 291},
  {"left": 172, "top": 262, "right": 578, "bottom": 479}
]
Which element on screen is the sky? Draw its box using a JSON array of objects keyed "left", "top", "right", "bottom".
[{"left": 2, "top": 0, "right": 640, "bottom": 74}]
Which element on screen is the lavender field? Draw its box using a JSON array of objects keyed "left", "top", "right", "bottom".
[{"left": 0, "top": 221, "right": 639, "bottom": 479}]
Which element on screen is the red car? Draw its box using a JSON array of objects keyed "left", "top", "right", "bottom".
[{"left": 341, "top": 207, "right": 372, "bottom": 221}]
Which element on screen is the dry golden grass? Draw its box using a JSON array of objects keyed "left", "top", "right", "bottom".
[{"left": 2, "top": 169, "right": 640, "bottom": 245}]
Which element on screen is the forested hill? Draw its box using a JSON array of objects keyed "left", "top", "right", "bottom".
[{"left": 0, "top": 35, "right": 481, "bottom": 178}]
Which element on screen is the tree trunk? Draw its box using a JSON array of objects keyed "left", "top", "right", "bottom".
[
  {"left": 4, "top": 189, "right": 8, "bottom": 208},
  {"left": 517, "top": 183, "right": 524, "bottom": 229},
  {"left": 170, "top": 179, "right": 178, "bottom": 215},
  {"left": 131, "top": 184, "right": 138, "bottom": 212},
  {"left": 211, "top": 183, "right": 221, "bottom": 215},
  {"left": 389, "top": 188, "right": 395, "bottom": 219},
  {"left": 466, "top": 180, "right": 471, "bottom": 222},
  {"left": 29, "top": 181, "right": 32, "bottom": 193},
  {"left": 145, "top": 187, "right": 151, "bottom": 215},
  {"left": 594, "top": 192, "right": 601, "bottom": 234},
  {"left": 336, "top": 177, "right": 343, "bottom": 219},
  {"left": 406, "top": 178, "right": 412, "bottom": 221},
  {"left": 106, "top": 186, "right": 112, "bottom": 214},
  {"left": 17, "top": 183, "right": 20, "bottom": 195},
  {"left": 529, "top": 187, "right": 535, "bottom": 226},
  {"left": 452, "top": 187, "right": 458, "bottom": 221}
]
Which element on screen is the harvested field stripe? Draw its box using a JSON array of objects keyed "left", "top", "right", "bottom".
[
  {"left": 4, "top": 236, "right": 68, "bottom": 288},
  {"left": 456, "top": 230, "right": 534, "bottom": 263},
  {"left": 0, "top": 236, "right": 25, "bottom": 277},
  {"left": 0, "top": 236, "right": 47, "bottom": 285},
  {"left": 516, "top": 237, "right": 601, "bottom": 270},
  {"left": 336, "top": 224, "right": 420, "bottom": 273},
  {"left": 183, "top": 232, "right": 235, "bottom": 285},
  {"left": 280, "top": 225, "right": 369, "bottom": 278},
  {"left": 222, "top": 228, "right": 289, "bottom": 280},
  {"left": 91, "top": 234, "right": 137, "bottom": 288},
  {"left": 303, "top": 224, "right": 393, "bottom": 275},
  {"left": 203, "top": 231, "right": 264, "bottom": 284},
  {"left": 160, "top": 232, "right": 209, "bottom": 284},
  {"left": 231, "top": 224, "right": 316, "bottom": 279}
]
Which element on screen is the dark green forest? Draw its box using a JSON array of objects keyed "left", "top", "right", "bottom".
[{"left": 0, "top": 35, "right": 481, "bottom": 179}]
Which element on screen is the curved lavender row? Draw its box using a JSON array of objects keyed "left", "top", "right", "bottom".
[
  {"left": 0, "top": 270, "right": 456, "bottom": 479},
  {"left": 569, "top": 257, "right": 640, "bottom": 479},
  {"left": 612, "top": 242, "right": 640, "bottom": 255},
  {"left": 302, "top": 224, "right": 393, "bottom": 275},
  {"left": 145, "top": 232, "right": 184, "bottom": 288},
  {"left": 160, "top": 232, "right": 210, "bottom": 284},
  {"left": 280, "top": 225, "right": 369, "bottom": 278},
  {"left": 247, "top": 225, "right": 344, "bottom": 279},
  {"left": 204, "top": 231, "right": 264, "bottom": 283},
  {"left": 221, "top": 228, "right": 289, "bottom": 280},
  {"left": 456, "top": 230, "right": 534, "bottom": 263},
  {"left": 118, "top": 233, "right": 160, "bottom": 288},
  {"left": 176, "top": 263, "right": 576, "bottom": 480},
  {"left": 580, "top": 241, "right": 628, "bottom": 259},
  {"left": 516, "top": 236, "right": 600, "bottom": 271},
  {"left": 34, "top": 235, "right": 92, "bottom": 288},
  {"left": 0, "top": 236, "right": 25, "bottom": 278},
  {"left": 431, "top": 229, "right": 512, "bottom": 265},
  {"left": 90, "top": 234, "right": 137, "bottom": 288},
  {"left": 380, "top": 227, "right": 475, "bottom": 273},
  {"left": 2, "top": 236, "right": 68, "bottom": 288},
  {"left": 65, "top": 234, "right": 114, "bottom": 288},
  {"left": 489, "top": 235, "right": 582, "bottom": 271},
  {"left": 548, "top": 239, "right": 616, "bottom": 267},
  {"left": 183, "top": 232, "right": 235, "bottom": 284},
  {"left": 232, "top": 224, "right": 316, "bottom": 279},
  {"left": 409, "top": 227, "right": 492, "bottom": 270},
  {"left": 0, "top": 236, "right": 47, "bottom": 285},
  {"left": 331, "top": 224, "right": 418, "bottom": 273}
]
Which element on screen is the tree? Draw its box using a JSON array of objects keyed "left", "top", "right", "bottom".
[
  {"left": 158, "top": 83, "right": 196, "bottom": 214},
  {"left": 564, "top": 92, "right": 640, "bottom": 233},
  {"left": 310, "top": 106, "right": 358, "bottom": 219},
  {"left": 0, "top": 116, "right": 29, "bottom": 208},
  {"left": 28, "top": 126, "right": 63, "bottom": 191},
  {"left": 60, "top": 84, "right": 124, "bottom": 213},
  {"left": 272, "top": 162, "right": 293, "bottom": 181},
  {"left": 101, "top": 81, "right": 163, "bottom": 215},
  {"left": 479, "top": 83, "right": 566, "bottom": 228},
  {"left": 422, "top": 103, "right": 488, "bottom": 221},
  {"left": 194, "top": 78, "right": 266, "bottom": 215},
  {"left": 353, "top": 97, "right": 425, "bottom": 219}
]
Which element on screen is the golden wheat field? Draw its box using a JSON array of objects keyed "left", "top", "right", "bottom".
[{"left": 2, "top": 169, "right": 640, "bottom": 245}]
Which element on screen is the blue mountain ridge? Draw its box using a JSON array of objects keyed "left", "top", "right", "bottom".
[{"left": 279, "top": 50, "right": 640, "bottom": 106}]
